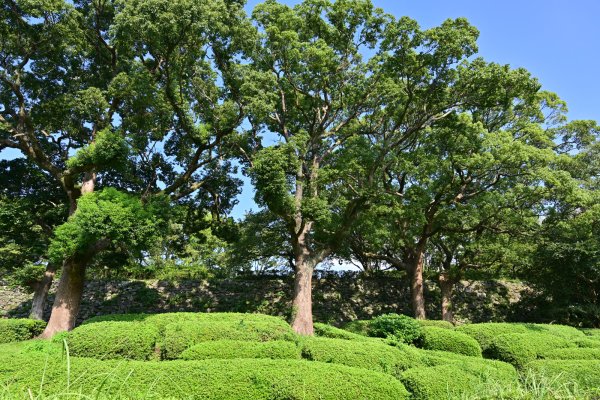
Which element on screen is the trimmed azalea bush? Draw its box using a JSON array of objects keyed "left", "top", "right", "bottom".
[
  {"left": 162, "top": 318, "right": 295, "bottom": 359},
  {"left": 68, "top": 321, "right": 160, "bottom": 360},
  {"left": 313, "top": 322, "right": 369, "bottom": 341},
  {"left": 416, "top": 320, "right": 454, "bottom": 329},
  {"left": 419, "top": 326, "right": 482, "bottom": 357},
  {"left": 180, "top": 340, "right": 300, "bottom": 361},
  {"left": 520, "top": 323, "right": 586, "bottom": 340},
  {"left": 573, "top": 337, "right": 600, "bottom": 348},
  {"left": 541, "top": 348, "right": 600, "bottom": 360},
  {"left": 300, "top": 337, "right": 423, "bottom": 377},
  {"left": 343, "top": 320, "right": 370, "bottom": 336},
  {"left": 368, "top": 314, "right": 423, "bottom": 345},
  {"left": 0, "top": 319, "right": 46, "bottom": 344},
  {"left": 487, "top": 333, "right": 575, "bottom": 368},
  {"left": 0, "top": 352, "right": 410, "bottom": 400},
  {"left": 527, "top": 360, "right": 600, "bottom": 390},
  {"left": 455, "top": 323, "right": 530, "bottom": 352}
]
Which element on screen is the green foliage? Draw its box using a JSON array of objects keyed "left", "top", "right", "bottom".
[
  {"left": 400, "top": 361, "right": 518, "bottom": 400},
  {"left": 0, "top": 353, "right": 409, "bottom": 400},
  {"left": 313, "top": 322, "right": 370, "bottom": 341},
  {"left": 162, "top": 318, "right": 295, "bottom": 359},
  {"left": 527, "top": 360, "right": 600, "bottom": 391},
  {"left": 455, "top": 323, "right": 537, "bottom": 351},
  {"left": 48, "top": 188, "right": 169, "bottom": 263},
  {"left": 180, "top": 340, "right": 300, "bottom": 361},
  {"left": 66, "top": 128, "right": 129, "bottom": 171},
  {"left": 368, "top": 314, "right": 423, "bottom": 345},
  {"left": 487, "top": 333, "right": 576, "bottom": 368},
  {"left": 417, "top": 320, "right": 455, "bottom": 329},
  {"left": 541, "top": 348, "right": 600, "bottom": 360},
  {"left": 343, "top": 319, "right": 371, "bottom": 336},
  {"left": 300, "top": 337, "right": 423, "bottom": 378},
  {"left": 0, "top": 319, "right": 46, "bottom": 344},
  {"left": 420, "top": 326, "right": 482, "bottom": 357},
  {"left": 67, "top": 321, "right": 160, "bottom": 360}
]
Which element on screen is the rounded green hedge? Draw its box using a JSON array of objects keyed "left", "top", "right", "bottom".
[
  {"left": 527, "top": 360, "right": 600, "bottom": 390},
  {"left": 416, "top": 320, "right": 454, "bottom": 329},
  {"left": 0, "top": 353, "right": 410, "bottom": 399},
  {"left": 541, "top": 348, "right": 600, "bottom": 360},
  {"left": 455, "top": 323, "right": 530, "bottom": 352},
  {"left": 368, "top": 314, "right": 423, "bottom": 345},
  {"left": 162, "top": 318, "right": 295, "bottom": 359},
  {"left": 487, "top": 332, "right": 575, "bottom": 368},
  {"left": 67, "top": 321, "right": 160, "bottom": 360},
  {"left": 574, "top": 337, "right": 600, "bottom": 348},
  {"left": 343, "top": 320, "right": 370, "bottom": 336},
  {"left": 419, "top": 326, "right": 482, "bottom": 357},
  {"left": 313, "top": 322, "right": 369, "bottom": 341},
  {"left": 300, "top": 336, "right": 423, "bottom": 378},
  {"left": 180, "top": 340, "right": 300, "bottom": 361},
  {"left": 0, "top": 319, "right": 46, "bottom": 344}
]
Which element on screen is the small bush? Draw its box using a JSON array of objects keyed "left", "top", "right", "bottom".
[
  {"left": 455, "top": 323, "right": 530, "bottom": 352},
  {"left": 419, "top": 326, "right": 482, "bottom": 357},
  {"left": 67, "top": 321, "right": 160, "bottom": 360},
  {"left": 541, "top": 348, "right": 600, "bottom": 360},
  {"left": 368, "top": 314, "right": 423, "bottom": 345},
  {"left": 487, "top": 332, "right": 575, "bottom": 368},
  {"left": 582, "top": 328, "right": 600, "bottom": 337},
  {"left": 400, "top": 362, "right": 517, "bottom": 400},
  {"left": 418, "top": 349, "right": 518, "bottom": 379},
  {"left": 416, "top": 320, "right": 454, "bottom": 329},
  {"left": 300, "top": 336, "right": 424, "bottom": 378},
  {"left": 343, "top": 320, "right": 370, "bottom": 336},
  {"left": 180, "top": 340, "right": 300, "bottom": 361},
  {"left": 574, "top": 337, "right": 600, "bottom": 348},
  {"left": 162, "top": 318, "right": 295, "bottom": 359},
  {"left": 0, "top": 354, "right": 410, "bottom": 399},
  {"left": 520, "top": 323, "right": 586, "bottom": 340},
  {"left": 313, "top": 322, "right": 369, "bottom": 341},
  {"left": 527, "top": 360, "right": 600, "bottom": 390},
  {"left": 0, "top": 319, "right": 46, "bottom": 343}
]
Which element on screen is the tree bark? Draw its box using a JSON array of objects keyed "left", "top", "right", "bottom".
[
  {"left": 439, "top": 272, "right": 454, "bottom": 323},
  {"left": 291, "top": 257, "right": 314, "bottom": 335},
  {"left": 408, "top": 250, "right": 427, "bottom": 320},
  {"left": 29, "top": 263, "right": 57, "bottom": 320},
  {"left": 39, "top": 257, "right": 86, "bottom": 338}
]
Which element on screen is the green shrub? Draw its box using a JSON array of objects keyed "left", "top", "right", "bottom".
[
  {"left": 180, "top": 340, "right": 300, "bottom": 360},
  {"left": 582, "top": 328, "right": 600, "bottom": 337},
  {"left": 313, "top": 322, "right": 369, "bottom": 341},
  {"left": 417, "top": 349, "right": 518, "bottom": 379},
  {"left": 400, "top": 362, "right": 517, "bottom": 400},
  {"left": 0, "top": 353, "right": 410, "bottom": 399},
  {"left": 527, "top": 360, "right": 600, "bottom": 390},
  {"left": 574, "top": 337, "right": 600, "bottom": 348},
  {"left": 416, "top": 320, "right": 454, "bottom": 329},
  {"left": 487, "top": 332, "right": 575, "bottom": 368},
  {"left": 67, "top": 321, "right": 160, "bottom": 360},
  {"left": 300, "top": 336, "right": 423, "bottom": 378},
  {"left": 343, "top": 320, "right": 370, "bottom": 336},
  {"left": 541, "top": 348, "right": 600, "bottom": 360},
  {"left": 419, "top": 326, "right": 482, "bottom": 357},
  {"left": 0, "top": 319, "right": 46, "bottom": 343},
  {"left": 520, "top": 323, "right": 586, "bottom": 339},
  {"left": 455, "top": 323, "right": 530, "bottom": 352},
  {"left": 368, "top": 314, "right": 423, "bottom": 345},
  {"left": 162, "top": 318, "right": 295, "bottom": 359}
]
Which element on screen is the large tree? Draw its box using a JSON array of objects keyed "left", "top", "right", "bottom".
[
  {"left": 237, "top": 0, "right": 523, "bottom": 334},
  {"left": 1, "top": 0, "right": 249, "bottom": 336}
]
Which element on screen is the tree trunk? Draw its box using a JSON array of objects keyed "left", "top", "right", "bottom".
[
  {"left": 439, "top": 272, "right": 454, "bottom": 323},
  {"left": 408, "top": 251, "right": 426, "bottom": 320},
  {"left": 291, "top": 258, "right": 314, "bottom": 335},
  {"left": 39, "top": 257, "right": 86, "bottom": 338},
  {"left": 29, "top": 263, "right": 57, "bottom": 320}
]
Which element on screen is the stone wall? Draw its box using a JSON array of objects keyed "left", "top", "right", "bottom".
[{"left": 0, "top": 275, "right": 534, "bottom": 326}]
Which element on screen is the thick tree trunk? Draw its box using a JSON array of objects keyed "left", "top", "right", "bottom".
[
  {"left": 439, "top": 272, "right": 454, "bottom": 323},
  {"left": 29, "top": 263, "right": 57, "bottom": 320},
  {"left": 408, "top": 251, "right": 426, "bottom": 320},
  {"left": 291, "top": 258, "right": 314, "bottom": 335},
  {"left": 39, "top": 258, "right": 86, "bottom": 338}
]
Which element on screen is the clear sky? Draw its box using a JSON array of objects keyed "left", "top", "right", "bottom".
[{"left": 232, "top": 0, "right": 600, "bottom": 218}]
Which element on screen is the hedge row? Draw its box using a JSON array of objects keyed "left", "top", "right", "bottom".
[
  {"left": 541, "top": 348, "right": 600, "bottom": 360},
  {"left": 527, "top": 360, "right": 600, "bottom": 390},
  {"left": 419, "top": 326, "right": 482, "bottom": 357},
  {"left": 487, "top": 332, "right": 575, "bottom": 368},
  {"left": 180, "top": 340, "right": 300, "bottom": 361},
  {"left": 313, "top": 322, "right": 369, "bottom": 341},
  {"left": 300, "top": 337, "right": 423, "bottom": 378},
  {"left": 0, "top": 352, "right": 410, "bottom": 399},
  {"left": 0, "top": 319, "right": 46, "bottom": 344}
]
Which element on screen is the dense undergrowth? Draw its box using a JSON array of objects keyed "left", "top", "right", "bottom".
[{"left": 1, "top": 314, "right": 600, "bottom": 399}]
